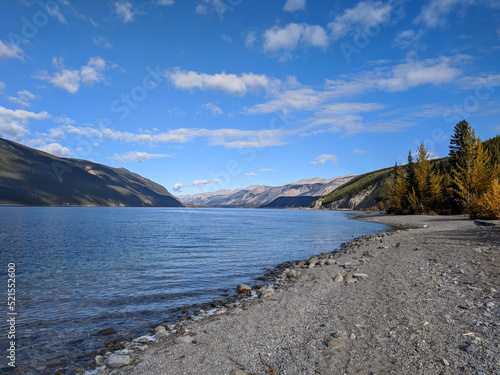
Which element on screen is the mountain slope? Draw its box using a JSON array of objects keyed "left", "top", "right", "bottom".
[
  {"left": 177, "top": 175, "right": 354, "bottom": 207},
  {"left": 0, "top": 138, "right": 183, "bottom": 207}
]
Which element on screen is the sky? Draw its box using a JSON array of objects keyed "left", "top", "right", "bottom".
[{"left": 1, "top": 0, "right": 499, "bottom": 196}]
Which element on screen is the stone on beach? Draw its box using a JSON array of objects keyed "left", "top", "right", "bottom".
[
  {"left": 154, "top": 326, "right": 166, "bottom": 335},
  {"left": 237, "top": 284, "right": 252, "bottom": 295},
  {"left": 353, "top": 273, "right": 368, "bottom": 280},
  {"left": 105, "top": 354, "right": 131, "bottom": 368},
  {"left": 334, "top": 274, "right": 344, "bottom": 282}
]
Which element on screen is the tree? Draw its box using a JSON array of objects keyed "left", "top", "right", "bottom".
[
  {"left": 452, "top": 135, "right": 495, "bottom": 211},
  {"left": 449, "top": 120, "right": 475, "bottom": 163}
]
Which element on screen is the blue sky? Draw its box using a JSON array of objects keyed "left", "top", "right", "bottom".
[{"left": 1, "top": 0, "right": 499, "bottom": 196}]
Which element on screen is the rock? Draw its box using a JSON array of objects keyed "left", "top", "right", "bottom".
[
  {"left": 350, "top": 333, "right": 356, "bottom": 340},
  {"left": 230, "top": 370, "right": 248, "bottom": 375},
  {"left": 177, "top": 335, "right": 194, "bottom": 344},
  {"left": 334, "top": 274, "right": 344, "bottom": 282},
  {"left": 344, "top": 262, "right": 361, "bottom": 269},
  {"left": 465, "top": 343, "right": 479, "bottom": 353},
  {"left": 237, "top": 284, "right": 252, "bottom": 295},
  {"left": 75, "top": 366, "right": 84, "bottom": 372},
  {"left": 288, "top": 269, "right": 298, "bottom": 278},
  {"left": 308, "top": 263, "right": 315, "bottom": 269},
  {"left": 486, "top": 302, "right": 495, "bottom": 308},
  {"left": 155, "top": 326, "right": 166, "bottom": 335},
  {"left": 414, "top": 246, "right": 422, "bottom": 251},
  {"left": 99, "top": 328, "right": 116, "bottom": 335},
  {"left": 326, "top": 259, "right": 336, "bottom": 265},
  {"left": 353, "top": 273, "right": 368, "bottom": 280},
  {"left": 345, "top": 274, "right": 356, "bottom": 283},
  {"left": 362, "top": 250, "right": 374, "bottom": 256},
  {"left": 308, "top": 256, "right": 319, "bottom": 265},
  {"left": 261, "top": 288, "right": 274, "bottom": 298},
  {"left": 94, "top": 355, "right": 105, "bottom": 365},
  {"left": 105, "top": 354, "right": 131, "bottom": 369},
  {"left": 442, "top": 358, "right": 450, "bottom": 366}
]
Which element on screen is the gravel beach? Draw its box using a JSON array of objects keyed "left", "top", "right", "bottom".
[{"left": 87, "top": 213, "right": 499, "bottom": 375}]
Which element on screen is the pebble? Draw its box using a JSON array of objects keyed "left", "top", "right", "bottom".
[
  {"left": 230, "top": 370, "right": 248, "bottom": 375},
  {"left": 345, "top": 274, "right": 356, "bottom": 283},
  {"left": 155, "top": 326, "right": 166, "bottom": 335},
  {"left": 237, "top": 284, "right": 252, "bottom": 295},
  {"left": 353, "top": 273, "right": 368, "bottom": 280},
  {"left": 176, "top": 335, "right": 194, "bottom": 344},
  {"left": 442, "top": 358, "right": 450, "bottom": 366},
  {"left": 105, "top": 354, "right": 131, "bottom": 369},
  {"left": 288, "top": 269, "right": 298, "bottom": 278},
  {"left": 94, "top": 355, "right": 104, "bottom": 365},
  {"left": 334, "top": 274, "right": 344, "bottom": 282}
]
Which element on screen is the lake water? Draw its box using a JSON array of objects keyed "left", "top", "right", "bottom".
[{"left": 0, "top": 207, "right": 389, "bottom": 374}]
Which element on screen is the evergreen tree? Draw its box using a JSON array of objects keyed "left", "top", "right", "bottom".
[{"left": 449, "top": 120, "right": 474, "bottom": 164}]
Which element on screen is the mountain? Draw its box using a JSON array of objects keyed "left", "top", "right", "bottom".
[
  {"left": 0, "top": 138, "right": 183, "bottom": 207},
  {"left": 177, "top": 175, "right": 354, "bottom": 207},
  {"left": 311, "top": 167, "right": 393, "bottom": 210}
]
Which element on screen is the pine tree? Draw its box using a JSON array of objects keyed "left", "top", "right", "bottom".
[
  {"left": 449, "top": 120, "right": 474, "bottom": 163},
  {"left": 414, "top": 141, "right": 431, "bottom": 200}
]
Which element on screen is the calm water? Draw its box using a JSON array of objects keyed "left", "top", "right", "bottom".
[{"left": 0, "top": 207, "right": 389, "bottom": 374}]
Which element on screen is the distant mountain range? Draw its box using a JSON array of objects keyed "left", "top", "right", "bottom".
[
  {"left": 0, "top": 137, "right": 183, "bottom": 207},
  {"left": 177, "top": 175, "right": 354, "bottom": 208}
]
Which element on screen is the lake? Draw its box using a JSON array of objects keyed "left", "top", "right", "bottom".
[{"left": 0, "top": 207, "right": 389, "bottom": 374}]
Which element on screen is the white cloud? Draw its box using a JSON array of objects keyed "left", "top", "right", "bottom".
[
  {"left": 80, "top": 56, "right": 107, "bottom": 86},
  {"left": 93, "top": 36, "right": 112, "bottom": 49},
  {"left": 245, "top": 31, "right": 257, "bottom": 48},
  {"left": 158, "top": 0, "right": 174, "bottom": 5},
  {"left": 245, "top": 172, "right": 257, "bottom": 176},
  {"left": 393, "top": 29, "right": 425, "bottom": 49},
  {"left": 167, "top": 69, "right": 274, "bottom": 96},
  {"left": 283, "top": 0, "right": 306, "bottom": 12},
  {"left": 260, "top": 168, "right": 277, "bottom": 172},
  {"left": 195, "top": 0, "right": 230, "bottom": 17},
  {"left": 0, "top": 106, "right": 50, "bottom": 141},
  {"left": 202, "top": 103, "right": 223, "bottom": 116},
  {"left": 353, "top": 149, "right": 368, "bottom": 154},
  {"left": 55, "top": 124, "right": 286, "bottom": 149},
  {"left": 221, "top": 34, "right": 232, "bottom": 44},
  {"left": 0, "top": 40, "right": 24, "bottom": 60},
  {"left": 329, "top": 1, "right": 392, "bottom": 40},
  {"left": 310, "top": 154, "right": 338, "bottom": 165},
  {"left": 38, "top": 143, "right": 71, "bottom": 157},
  {"left": 414, "top": 0, "right": 474, "bottom": 29},
  {"left": 112, "top": 151, "right": 173, "bottom": 163},
  {"left": 0, "top": 82, "right": 5, "bottom": 91},
  {"left": 54, "top": 116, "right": 76, "bottom": 125},
  {"left": 35, "top": 56, "right": 111, "bottom": 93},
  {"left": 263, "top": 23, "right": 328, "bottom": 54},
  {"left": 114, "top": 1, "right": 136, "bottom": 23},
  {"left": 173, "top": 179, "right": 221, "bottom": 192},
  {"left": 8, "top": 90, "right": 36, "bottom": 107},
  {"left": 192, "top": 179, "right": 221, "bottom": 187}
]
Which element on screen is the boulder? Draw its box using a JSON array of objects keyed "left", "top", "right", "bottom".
[
  {"left": 105, "top": 354, "right": 131, "bottom": 369},
  {"left": 237, "top": 284, "right": 252, "bottom": 295}
]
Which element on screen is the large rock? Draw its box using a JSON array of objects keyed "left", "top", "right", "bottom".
[
  {"left": 237, "top": 284, "right": 252, "bottom": 295},
  {"left": 105, "top": 354, "right": 131, "bottom": 368},
  {"left": 334, "top": 274, "right": 344, "bottom": 282}
]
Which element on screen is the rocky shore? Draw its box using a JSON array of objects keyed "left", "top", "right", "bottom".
[{"left": 82, "top": 213, "right": 499, "bottom": 375}]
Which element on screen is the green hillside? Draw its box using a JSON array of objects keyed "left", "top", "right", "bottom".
[
  {"left": 0, "top": 137, "right": 183, "bottom": 207},
  {"left": 310, "top": 167, "right": 393, "bottom": 208}
]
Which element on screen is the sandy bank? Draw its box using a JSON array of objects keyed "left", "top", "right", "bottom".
[{"left": 86, "top": 214, "right": 500, "bottom": 375}]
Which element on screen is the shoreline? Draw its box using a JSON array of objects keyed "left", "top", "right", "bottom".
[{"left": 82, "top": 213, "right": 499, "bottom": 375}]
